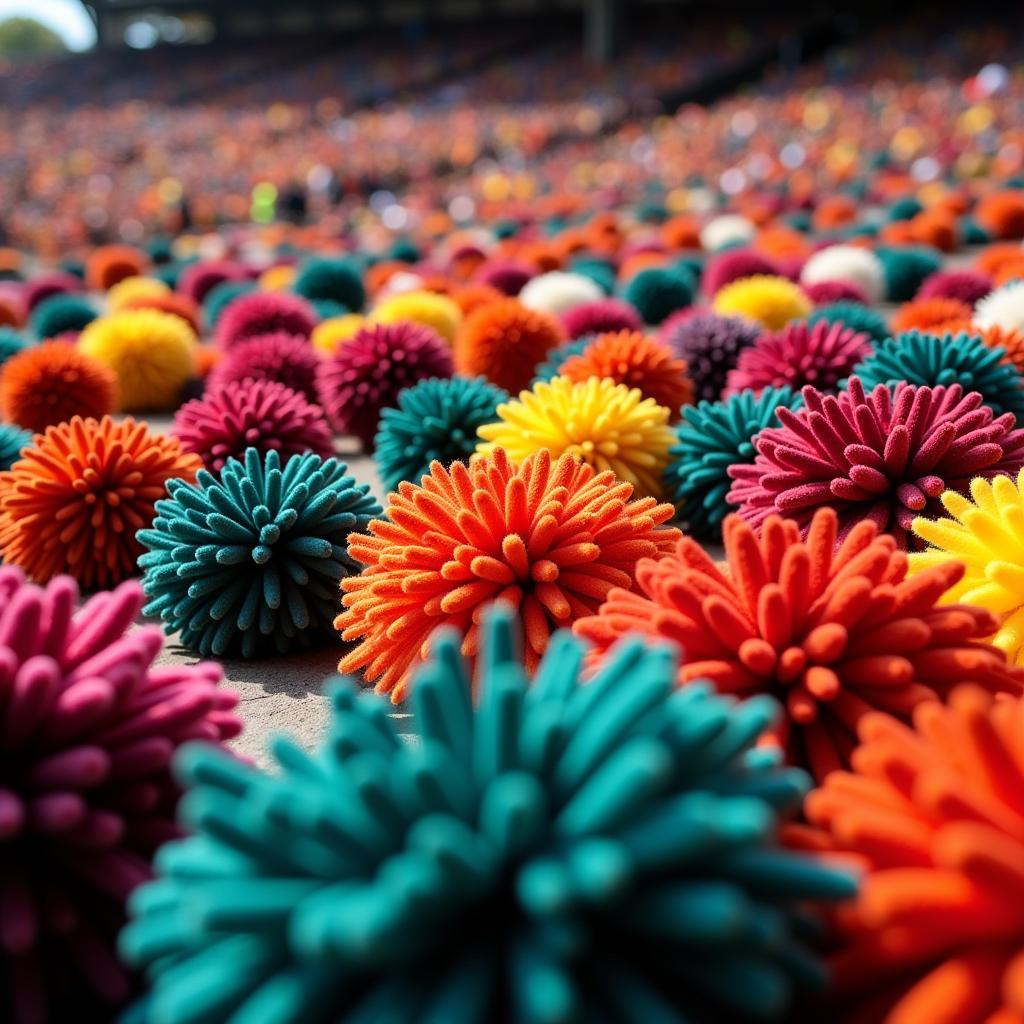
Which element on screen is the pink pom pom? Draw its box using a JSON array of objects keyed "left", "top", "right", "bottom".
[
  {"left": 473, "top": 260, "right": 537, "bottom": 296},
  {"left": 216, "top": 292, "right": 317, "bottom": 349},
  {"left": 803, "top": 279, "right": 869, "bottom": 305},
  {"left": 207, "top": 330, "right": 320, "bottom": 401},
  {"left": 916, "top": 268, "right": 993, "bottom": 305},
  {"left": 561, "top": 298, "right": 643, "bottom": 339},
  {"left": 703, "top": 249, "right": 779, "bottom": 297},
  {"left": 178, "top": 260, "right": 251, "bottom": 304}
]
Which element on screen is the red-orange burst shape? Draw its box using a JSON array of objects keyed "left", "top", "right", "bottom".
[
  {"left": 336, "top": 447, "right": 680, "bottom": 702},
  {"left": 806, "top": 687, "right": 1024, "bottom": 1023},
  {"left": 0, "top": 416, "right": 201, "bottom": 588},
  {"left": 889, "top": 297, "right": 974, "bottom": 335},
  {"left": 574, "top": 507, "right": 1022, "bottom": 781},
  {"left": 454, "top": 297, "right": 564, "bottom": 393},
  {"left": 559, "top": 330, "right": 694, "bottom": 421}
]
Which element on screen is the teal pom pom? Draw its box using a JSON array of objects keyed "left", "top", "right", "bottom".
[
  {"left": 961, "top": 216, "right": 991, "bottom": 246},
  {"left": 203, "top": 279, "right": 256, "bottom": 327},
  {"left": 851, "top": 329, "right": 1024, "bottom": 420},
  {"left": 807, "top": 301, "right": 889, "bottom": 344},
  {"left": 664, "top": 386, "right": 804, "bottom": 538},
  {"left": 0, "top": 422, "right": 31, "bottom": 470},
  {"left": 137, "top": 448, "right": 381, "bottom": 657},
  {"left": 374, "top": 376, "right": 507, "bottom": 491},
  {"left": 30, "top": 293, "right": 96, "bottom": 339},
  {"left": 532, "top": 336, "right": 593, "bottom": 383},
  {"left": 570, "top": 256, "right": 615, "bottom": 294},
  {"left": 120, "top": 605, "right": 856, "bottom": 1023},
  {"left": 887, "top": 196, "right": 924, "bottom": 222},
  {"left": 876, "top": 245, "right": 943, "bottom": 302},
  {"left": 310, "top": 298, "right": 349, "bottom": 320},
  {"left": 0, "top": 326, "right": 28, "bottom": 366},
  {"left": 623, "top": 266, "right": 695, "bottom": 324},
  {"left": 293, "top": 257, "right": 365, "bottom": 312},
  {"left": 387, "top": 237, "right": 421, "bottom": 263}
]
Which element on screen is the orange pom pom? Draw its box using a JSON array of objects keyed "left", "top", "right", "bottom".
[
  {"left": 939, "top": 320, "right": 1024, "bottom": 375},
  {"left": 806, "top": 687, "right": 1024, "bottom": 1023},
  {"left": 120, "top": 291, "right": 202, "bottom": 334},
  {"left": 454, "top": 298, "right": 564, "bottom": 393},
  {"left": 662, "top": 215, "right": 701, "bottom": 250},
  {"left": 85, "top": 245, "right": 147, "bottom": 291},
  {"left": 574, "top": 507, "right": 1023, "bottom": 781},
  {"left": 976, "top": 243, "right": 1024, "bottom": 278},
  {"left": 450, "top": 282, "right": 504, "bottom": 317},
  {"left": 0, "top": 340, "right": 117, "bottom": 432},
  {"left": 559, "top": 330, "right": 693, "bottom": 421},
  {"left": 0, "top": 416, "right": 200, "bottom": 588},
  {"left": 889, "top": 297, "right": 974, "bottom": 334},
  {"left": 336, "top": 447, "right": 680, "bottom": 702},
  {"left": 976, "top": 191, "right": 1024, "bottom": 240}
]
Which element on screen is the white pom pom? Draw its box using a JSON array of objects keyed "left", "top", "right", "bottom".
[
  {"left": 519, "top": 272, "right": 604, "bottom": 316},
  {"left": 975, "top": 280, "right": 1024, "bottom": 332},
  {"left": 800, "top": 245, "right": 886, "bottom": 304},
  {"left": 699, "top": 215, "right": 756, "bottom": 253}
]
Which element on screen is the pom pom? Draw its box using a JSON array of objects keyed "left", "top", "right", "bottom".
[
  {"left": 661, "top": 311, "right": 760, "bottom": 401},
  {"left": 807, "top": 300, "right": 890, "bottom": 344},
  {"left": 704, "top": 248, "right": 779, "bottom": 296},
  {"left": 664, "top": 385, "right": 804, "bottom": 538},
  {"left": 575, "top": 507, "right": 1023, "bottom": 781},
  {"left": 0, "top": 416, "right": 200, "bottom": 587},
  {"left": 78, "top": 310, "right": 195, "bottom": 412},
  {"left": 374, "top": 375, "right": 507, "bottom": 491},
  {"left": 178, "top": 261, "right": 249, "bottom": 304},
  {"left": 120, "top": 291, "right": 202, "bottom": 335},
  {"left": 622, "top": 266, "right": 695, "bottom": 324},
  {"left": 713, "top": 274, "right": 812, "bottom": 330},
  {"left": 454, "top": 297, "right": 564, "bottom": 393},
  {"left": 0, "top": 326, "right": 27, "bottom": 365},
  {"left": 371, "top": 289, "right": 461, "bottom": 342},
  {"left": 877, "top": 245, "right": 943, "bottom": 302},
  {"left": 700, "top": 213, "right": 756, "bottom": 251},
  {"left": 311, "top": 313, "right": 366, "bottom": 354},
  {"left": 30, "top": 293, "right": 96, "bottom": 340},
  {"left": 725, "top": 320, "right": 871, "bottom": 396},
  {"left": 561, "top": 297, "right": 641, "bottom": 339},
  {"left": 215, "top": 292, "right": 317, "bottom": 349},
  {"left": 853, "top": 330, "right": 1024, "bottom": 420},
  {"left": 559, "top": 329, "right": 693, "bottom": 419},
  {"left": 138, "top": 448, "right": 379, "bottom": 657},
  {"left": 532, "top": 336, "right": 592, "bottom": 382},
  {"left": 889, "top": 297, "right": 973, "bottom": 334},
  {"left": 477, "top": 376, "right": 676, "bottom": 498},
  {"left": 801, "top": 245, "right": 886, "bottom": 304},
  {"left": 22, "top": 271, "right": 80, "bottom": 312},
  {"left": 975, "top": 280, "right": 1024, "bottom": 333},
  {"left": 292, "top": 256, "right": 365, "bottom": 311},
  {"left": 802, "top": 279, "right": 869, "bottom": 305},
  {"left": 202, "top": 279, "right": 255, "bottom": 326},
  {"left": 474, "top": 258, "right": 536, "bottom": 295},
  {"left": 0, "top": 340, "right": 117, "bottom": 432},
  {"left": 976, "top": 189, "right": 1024, "bottom": 239},
  {"left": 916, "top": 267, "right": 993, "bottom": 304},
  {"left": 317, "top": 321, "right": 453, "bottom": 448},
  {"left": 0, "top": 569, "right": 239, "bottom": 1022},
  {"left": 85, "top": 245, "right": 146, "bottom": 291},
  {"left": 172, "top": 379, "right": 334, "bottom": 473},
  {"left": 206, "top": 330, "right": 320, "bottom": 402},
  {"left": 805, "top": 687, "right": 1024, "bottom": 1022},
  {"left": 518, "top": 270, "right": 604, "bottom": 316},
  {"left": 728, "top": 378, "right": 1024, "bottom": 546},
  {"left": 337, "top": 448, "right": 679, "bottom": 699},
  {"left": 122, "top": 604, "right": 855, "bottom": 1023},
  {"left": 0, "top": 423, "right": 30, "bottom": 471},
  {"left": 107, "top": 276, "right": 169, "bottom": 311}
]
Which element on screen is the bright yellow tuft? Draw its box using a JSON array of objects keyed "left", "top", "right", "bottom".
[
  {"left": 711, "top": 274, "right": 812, "bottom": 330},
  {"left": 312, "top": 314, "right": 366, "bottom": 355},
  {"left": 259, "top": 265, "right": 296, "bottom": 292},
  {"left": 372, "top": 290, "right": 462, "bottom": 343},
  {"left": 107, "top": 275, "right": 170, "bottom": 311},
  {"left": 476, "top": 375, "right": 675, "bottom": 498},
  {"left": 79, "top": 309, "right": 196, "bottom": 411},
  {"left": 911, "top": 470, "right": 1024, "bottom": 664}
]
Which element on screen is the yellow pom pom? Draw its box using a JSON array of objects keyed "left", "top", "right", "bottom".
[
  {"left": 79, "top": 309, "right": 196, "bottom": 411},
  {"left": 312, "top": 314, "right": 366, "bottom": 355},
  {"left": 372, "top": 290, "right": 461, "bottom": 343},
  {"left": 259, "top": 265, "right": 296, "bottom": 292},
  {"left": 911, "top": 469, "right": 1024, "bottom": 662},
  {"left": 476, "top": 375, "right": 675, "bottom": 498},
  {"left": 712, "top": 274, "right": 812, "bottom": 330},
  {"left": 107, "top": 276, "right": 170, "bottom": 311}
]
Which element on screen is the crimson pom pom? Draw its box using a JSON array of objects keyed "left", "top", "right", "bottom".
[
  {"left": 802, "top": 280, "right": 869, "bottom": 305},
  {"left": 728, "top": 377, "right": 1024, "bottom": 546},
  {"left": 206, "top": 331, "right": 320, "bottom": 402},
  {"left": 725, "top": 320, "right": 871, "bottom": 396},
  {"left": 574, "top": 507, "right": 1023, "bottom": 781},
  {"left": 215, "top": 292, "right": 316, "bottom": 349},
  {"left": 703, "top": 248, "right": 779, "bottom": 296},
  {"left": 172, "top": 379, "right": 334, "bottom": 473},
  {"left": 916, "top": 267, "right": 993, "bottom": 305},
  {"left": 473, "top": 259, "right": 537, "bottom": 296},
  {"left": 178, "top": 260, "right": 249, "bottom": 304},
  {"left": 317, "top": 321, "right": 453, "bottom": 448},
  {"left": 561, "top": 298, "right": 642, "bottom": 339},
  {"left": 0, "top": 568, "right": 240, "bottom": 1022},
  {"left": 22, "top": 272, "right": 81, "bottom": 313}
]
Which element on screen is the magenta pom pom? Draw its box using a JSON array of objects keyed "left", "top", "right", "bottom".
[
  {"left": 725, "top": 320, "right": 871, "bottom": 396},
  {"left": 916, "top": 268, "right": 993, "bottom": 305},
  {"left": 803, "top": 279, "right": 869, "bottom": 305},
  {"left": 561, "top": 298, "right": 643, "bottom": 339},
  {"left": 172, "top": 378, "right": 334, "bottom": 473},
  {"left": 703, "top": 249, "right": 779, "bottom": 297},
  {"left": 473, "top": 260, "right": 537, "bottom": 296},
  {"left": 728, "top": 377, "right": 1024, "bottom": 546},
  {"left": 178, "top": 261, "right": 250, "bottom": 304},
  {"left": 0, "top": 568, "right": 240, "bottom": 1021},
  {"left": 317, "top": 321, "right": 453, "bottom": 448},
  {"left": 207, "top": 330, "right": 320, "bottom": 402},
  {"left": 22, "top": 273, "right": 81, "bottom": 314},
  {"left": 215, "top": 292, "right": 317, "bottom": 349}
]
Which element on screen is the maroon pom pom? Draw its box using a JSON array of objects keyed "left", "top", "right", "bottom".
[
  {"left": 803, "top": 279, "right": 869, "bottom": 305},
  {"left": 473, "top": 260, "right": 537, "bottom": 296},
  {"left": 317, "top": 321, "right": 453, "bottom": 448},
  {"left": 207, "top": 331, "right": 320, "bottom": 402},
  {"left": 22, "top": 273, "right": 81, "bottom": 313},
  {"left": 216, "top": 293, "right": 317, "bottom": 349},
  {"left": 727, "top": 377, "right": 1024, "bottom": 547},
  {"left": 916, "top": 268, "right": 993, "bottom": 306},
  {"left": 178, "top": 261, "right": 250, "bottom": 304},
  {"left": 172, "top": 378, "right": 334, "bottom": 473},
  {"left": 561, "top": 298, "right": 643, "bottom": 339},
  {"left": 703, "top": 249, "right": 779, "bottom": 297}
]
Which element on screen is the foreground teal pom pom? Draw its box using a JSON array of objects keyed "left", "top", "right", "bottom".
[
  {"left": 664, "top": 386, "right": 804, "bottom": 538},
  {"left": 852, "top": 329, "right": 1024, "bottom": 420},
  {"left": 0, "top": 422, "right": 31, "bottom": 470},
  {"left": 120, "top": 605, "right": 856, "bottom": 1024},
  {"left": 374, "top": 375, "right": 507, "bottom": 491},
  {"left": 137, "top": 447, "right": 381, "bottom": 657},
  {"left": 807, "top": 301, "right": 889, "bottom": 344}
]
